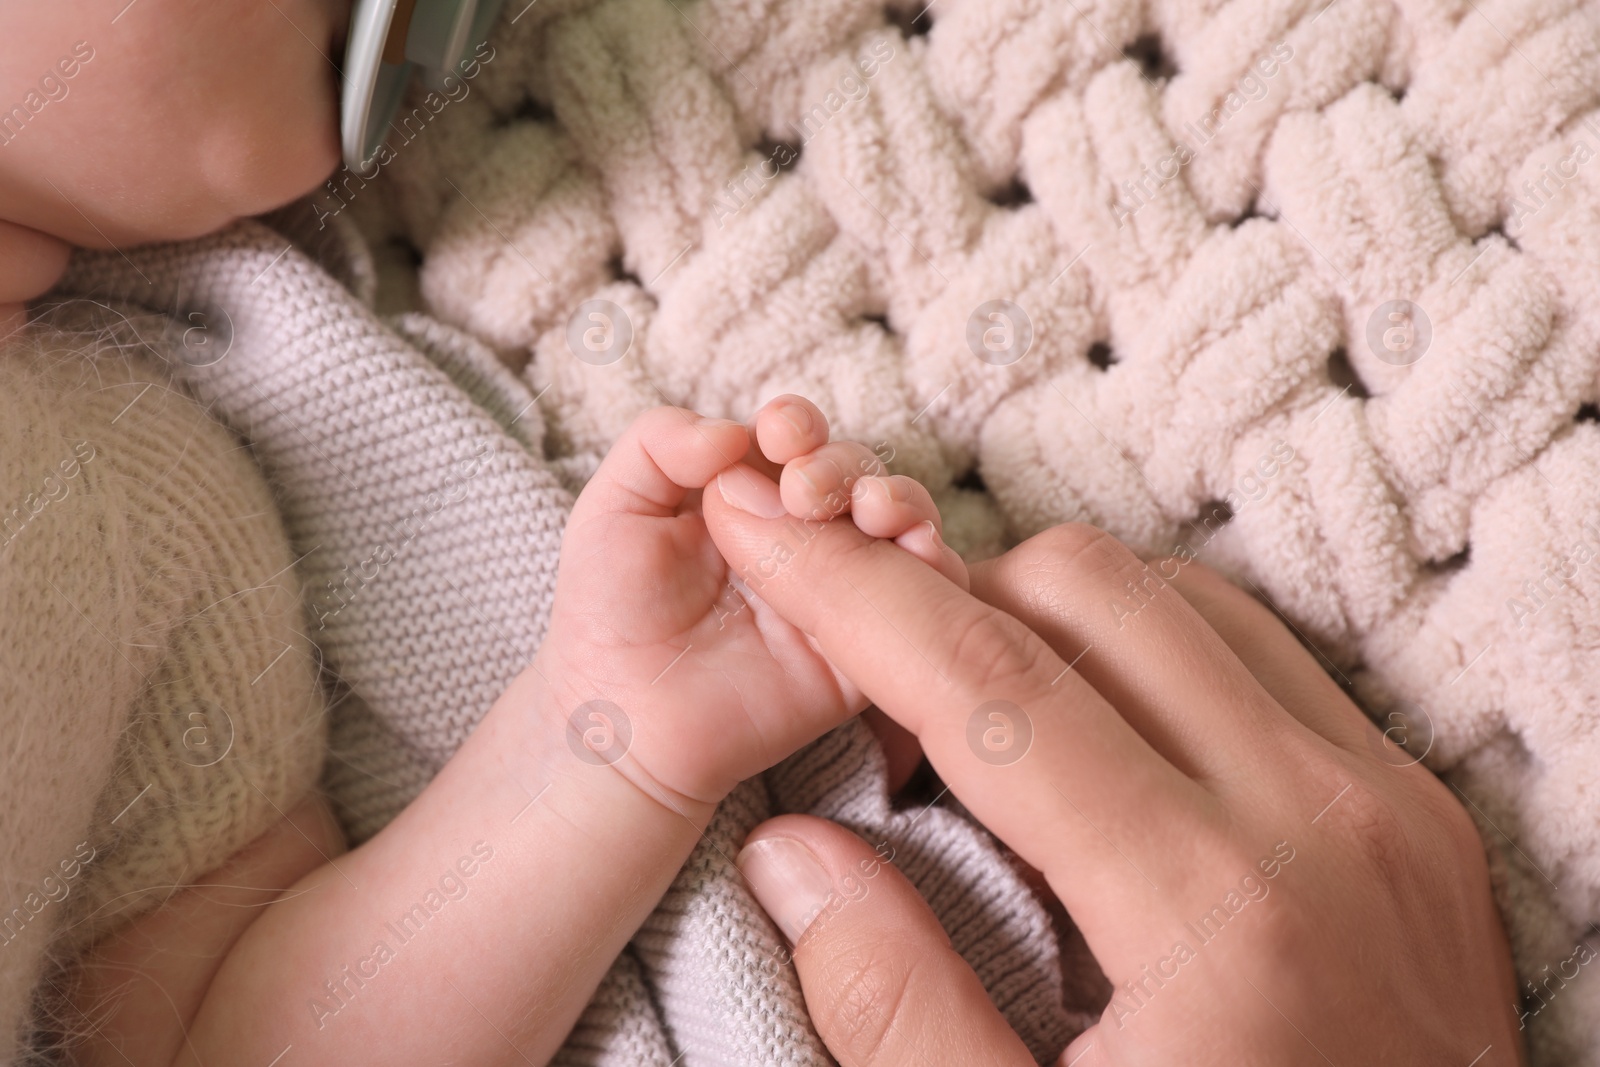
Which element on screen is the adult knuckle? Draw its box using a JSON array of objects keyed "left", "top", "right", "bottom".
[
  {"left": 1332, "top": 781, "right": 1414, "bottom": 881},
  {"left": 1204, "top": 829, "right": 1271, "bottom": 888},
  {"left": 1412, "top": 772, "right": 1487, "bottom": 865},
  {"left": 1004, "top": 523, "right": 1153, "bottom": 600},
  {"left": 943, "top": 605, "right": 1057, "bottom": 696},
  {"left": 1246, "top": 884, "right": 1323, "bottom": 975},
  {"left": 1262, "top": 747, "right": 1420, "bottom": 885},
  {"left": 1008, "top": 522, "right": 1117, "bottom": 574}
]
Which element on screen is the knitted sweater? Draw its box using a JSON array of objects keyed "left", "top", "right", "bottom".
[
  {"left": 0, "top": 302, "right": 327, "bottom": 1062},
  {"left": 21, "top": 0, "right": 1600, "bottom": 1061}
]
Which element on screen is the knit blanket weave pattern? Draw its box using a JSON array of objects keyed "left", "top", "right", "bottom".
[
  {"left": 64, "top": 0, "right": 1600, "bottom": 1058},
  {"left": 372, "top": 0, "right": 1600, "bottom": 1048}
]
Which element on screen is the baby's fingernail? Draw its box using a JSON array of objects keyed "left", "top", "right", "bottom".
[
  {"left": 777, "top": 403, "right": 814, "bottom": 438},
  {"left": 737, "top": 836, "right": 834, "bottom": 943},
  {"left": 875, "top": 476, "right": 912, "bottom": 503},
  {"left": 793, "top": 455, "right": 841, "bottom": 493},
  {"left": 718, "top": 469, "right": 787, "bottom": 518}
]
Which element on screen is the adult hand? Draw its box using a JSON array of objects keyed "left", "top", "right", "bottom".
[{"left": 702, "top": 484, "right": 1525, "bottom": 1066}]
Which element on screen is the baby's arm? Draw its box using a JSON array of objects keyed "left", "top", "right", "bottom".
[
  {"left": 67, "top": 797, "right": 344, "bottom": 1065},
  {"left": 182, "top": 664, "right": 712, "bottom": 1065},
  {"left": 72, "top": 613, "right": 725, "bottom": 1066},
  {"left": 69, "top": 398, "right": 954, "bottom": 1066}
]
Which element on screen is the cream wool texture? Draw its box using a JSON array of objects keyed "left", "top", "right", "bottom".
[
  {"left": 24, "top": 0, "right": 1600, "bottom": 1061},
  {"left": 0, "top": 305, "right": 326, "bottom": 1063}
]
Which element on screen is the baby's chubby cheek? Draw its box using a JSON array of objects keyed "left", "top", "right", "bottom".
[
  {"left": 194, "top": 73, "right": 344, "bottom": 227},
  {"left": 1, "top": 0, "right": 345, "bottom": 247}
]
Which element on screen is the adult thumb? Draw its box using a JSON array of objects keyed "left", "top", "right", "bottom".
[{"left": 737, "top": 815, "right": 1037, "bottom": 1067}]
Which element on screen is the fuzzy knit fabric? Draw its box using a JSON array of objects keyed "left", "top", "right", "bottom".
[{"left": 0, "top": 304, "right": 327, "bottom": 1063}]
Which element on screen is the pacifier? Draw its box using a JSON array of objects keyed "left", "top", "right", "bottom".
[{"left": 341, "top": 0, "right": 506, "bottom": 172}]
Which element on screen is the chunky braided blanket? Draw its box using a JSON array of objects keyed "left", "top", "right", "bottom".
[
  {"left": 62, "top": 0, "right": 1600, "bottom": 1059},
  {"left": 355, "top": 0, "right": 1600, "bottom": 1054}
]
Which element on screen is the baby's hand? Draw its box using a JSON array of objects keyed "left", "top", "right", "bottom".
[
  {"left": 72, "top": 397, "right": 964, "bottom": 1067},
  {"left": 750, "top": 395, "right": 969, "bottom": 591},
  {"left": 532, "top": 396, "right": 955, "bottom": 812},
  {"left": 728, "top": 396, "right": 964, "bottom": 791}
]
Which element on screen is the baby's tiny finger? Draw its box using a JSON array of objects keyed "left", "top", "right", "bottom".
[
  {"left": 895, "top": 521, "right": 970, "bottom": 591},
  {"left": 849, "top": 475, "right": 941, "bottom": 539},
  {"left": 573, "top": 406, "right": 750, "bottom": 523},
  {"left": 779, "top": 441, "right": 885, "bottom": 520},
  {"left": 754, "top": 395, "right": 830, "bottom": 465}
]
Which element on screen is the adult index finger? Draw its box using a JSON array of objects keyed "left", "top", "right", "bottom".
[{"left": 704, "top": 467, "right": 1215, "bottom": 948}]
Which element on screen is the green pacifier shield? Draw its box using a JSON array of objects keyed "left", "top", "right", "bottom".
[{"left": 340, "top": 0, "right": 505, "bottom": 173}]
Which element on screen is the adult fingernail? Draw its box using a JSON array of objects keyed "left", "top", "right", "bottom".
[
  {"left": 737, "top": 836, "right": 834, "bottom": 943},
  {"left": 718, "top": 469, "right": 787, "bottom": 518}
]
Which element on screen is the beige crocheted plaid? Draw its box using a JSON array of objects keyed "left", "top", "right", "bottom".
[{"left": 369, "top": 0, "right": 1600, "bottom": 1057}]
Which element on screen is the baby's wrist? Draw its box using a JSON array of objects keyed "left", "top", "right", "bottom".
[{"left": 496, "top": 652, "right": 723, "bottom": 833}]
